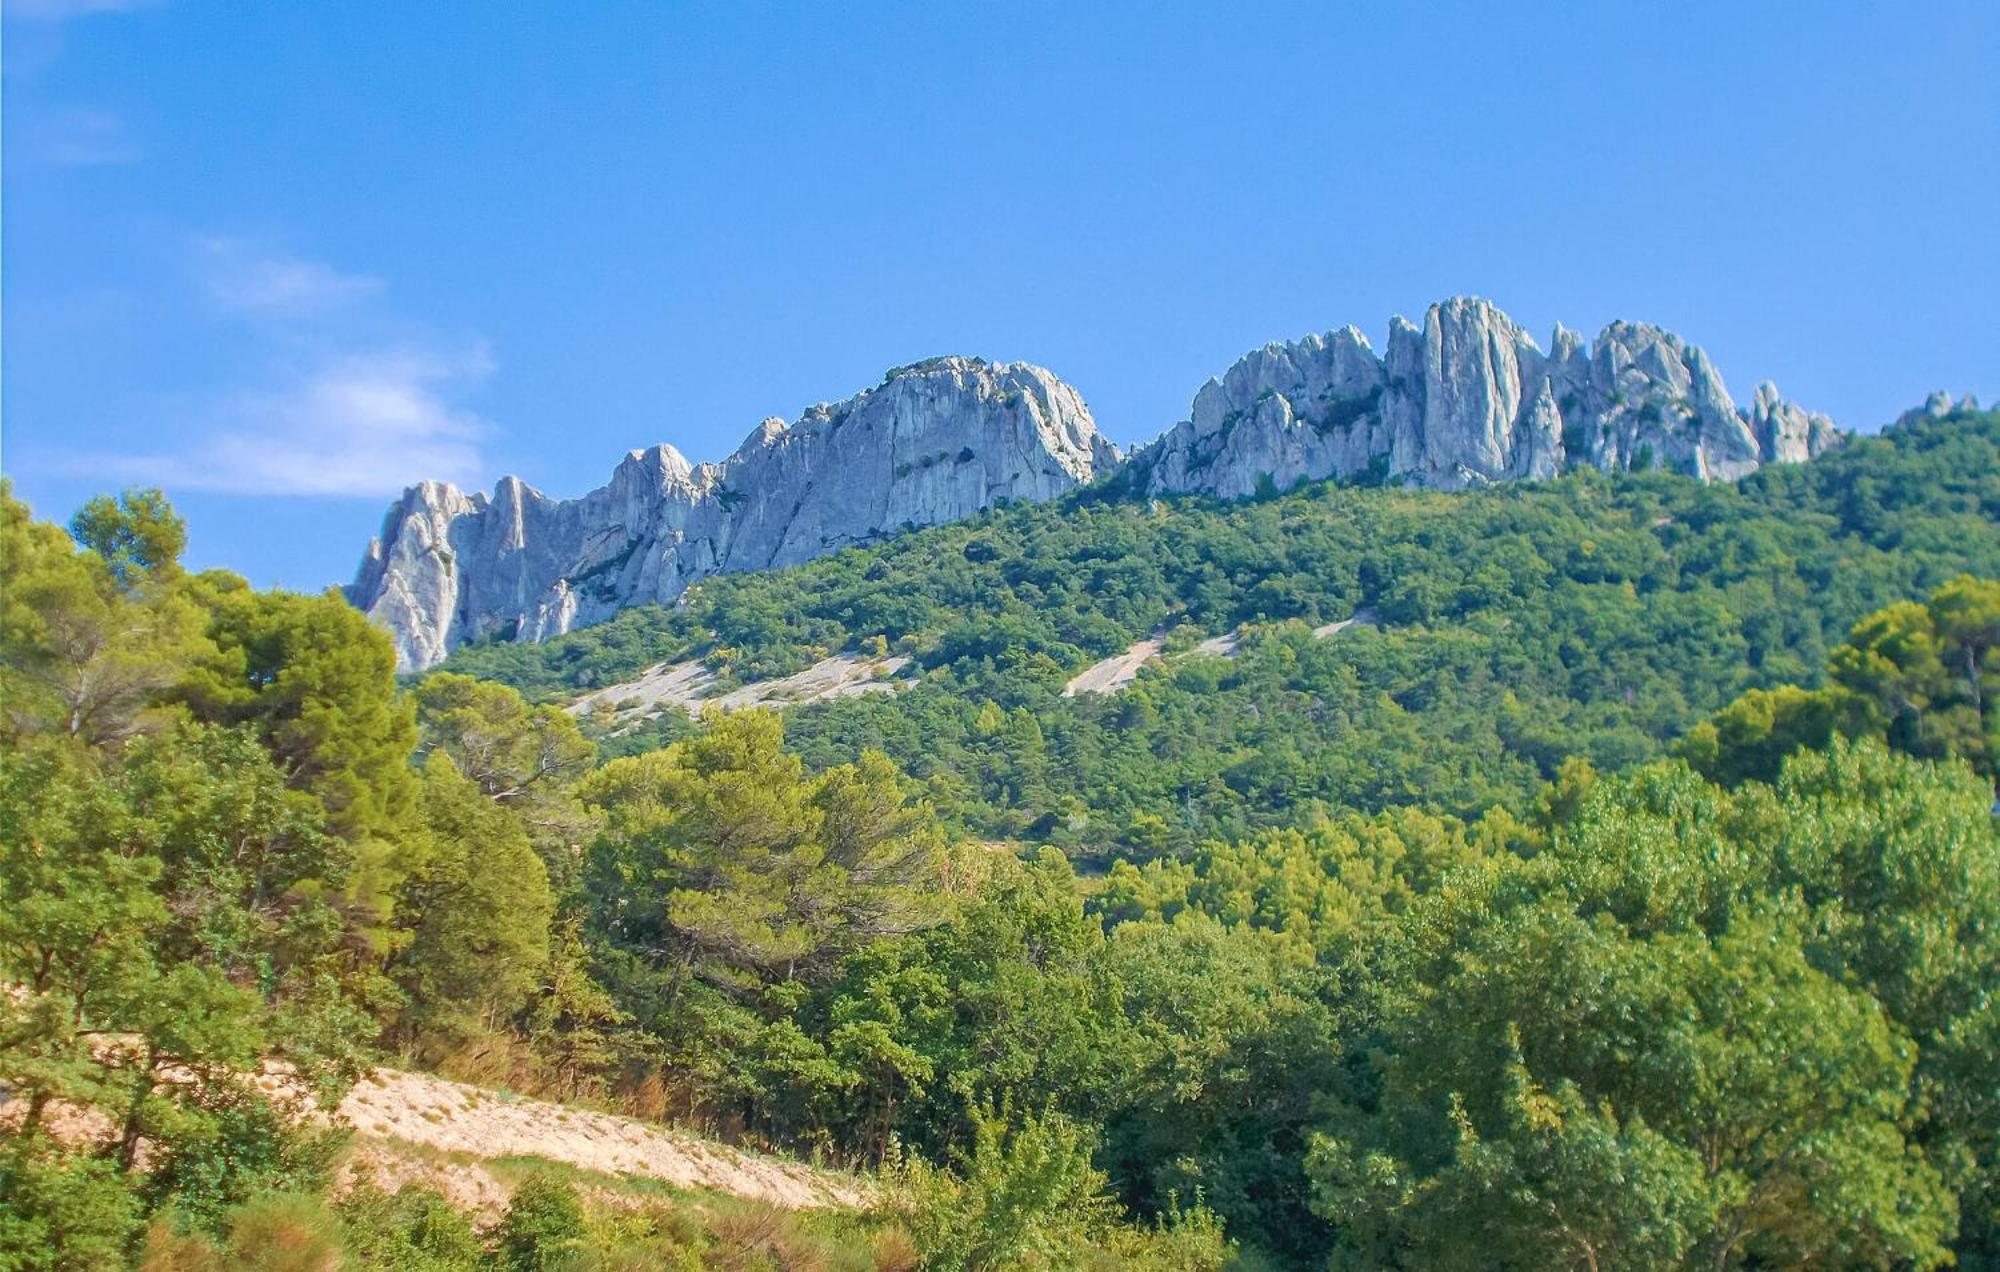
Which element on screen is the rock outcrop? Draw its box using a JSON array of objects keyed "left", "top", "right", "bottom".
[
  {"left": 1893, "top": 389, "right": 1982, "bottom": 431},
  {"left": 1127, "top": 297, "right": 1842, "bottom": 497},
  {"left": 352, "top": 297, "right": 1853, "bottom": 671},
  {"left": 349, "top": 357, "right": 1116, "bottom": 670}
]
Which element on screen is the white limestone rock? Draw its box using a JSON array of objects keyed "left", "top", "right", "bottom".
[
  {"left": 1131, "top": 295, "right": 1841, "bottom": 497},
  {"left": 1893, "top": 389, "right": 1979, "bottom": 431},
  {"left": 1749, "top": 381, "right": 1842, "bottom": 465},
  {"left": 349, "top": 357, "right": 1116, "bottom": 670},
  {"left": 348, "top": 480, "right": 486, "bottom": 673},
  {"left": 1137, "top": 326, "right": 1388, "bottom": 499},
  {"left": 353, "top": 299, "right": 1855, "bottom": 672}
]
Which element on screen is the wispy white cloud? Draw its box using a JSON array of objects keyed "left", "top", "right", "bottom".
[
  {"left": 51, "top": 231, "right": 499, "bottom": 498},
  {"left": 22, "top": 106, "right": 139, "bottom": 165},
  {"left": 5, "top": 0, "right": 160, "bottom": 21},
  {"left": 196, "top": 237, "right": 385, "bottom": 317},
  {"left": 102, "top": 346, "right": 496, "bottom": 497}
]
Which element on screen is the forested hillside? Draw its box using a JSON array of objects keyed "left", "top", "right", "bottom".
[
  {"left": 5, "top": 414, "right": 1997, "bottom": 1268},
  {"left": 449, "top": 407, "right": 2000, "bottom": 857},
  {"left": 0, "top": 485, "right": 1226, "bottom": 1268}
]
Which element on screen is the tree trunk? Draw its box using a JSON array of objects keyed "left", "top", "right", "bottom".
[{"left": 113, "top": 1047, "right": 159, "bottom": 1174}]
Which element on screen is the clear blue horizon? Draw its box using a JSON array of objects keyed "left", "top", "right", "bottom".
[{"left": 5, "top": 1, "right": 1996, "bottom": 591}]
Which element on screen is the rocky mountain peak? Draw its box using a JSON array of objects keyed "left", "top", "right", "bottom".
[
  {"left": 1894, "top": 389, "right": 1983, "bottom": 430},
  {"left": 351, "top": 298, "right": 1854, "bottom": 672},
  {"left": 348, "top": 357, "right": 1117, "bottom": 670},
  {"left": 1129, "top": 295, "right": 1842, "bottom": 498}
]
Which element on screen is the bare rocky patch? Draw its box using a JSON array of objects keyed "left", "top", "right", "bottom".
[
  {"left": 1063, "top": 607, "right": 1378, "bottom": 698},
  {"left": 570, "top": 652, "right": 910, "bottom": 724}
]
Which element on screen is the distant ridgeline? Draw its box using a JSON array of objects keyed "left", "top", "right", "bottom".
[
  {"left": 440, "top": 398, "right": 2000, "bottom": 856},
  {"left": 350, "top": 297, "right": 1856, "bottom": 672}
]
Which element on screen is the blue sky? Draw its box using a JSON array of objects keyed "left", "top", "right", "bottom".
[{"left": 5, "top": 1, "right": 1996, "bottom": 590}]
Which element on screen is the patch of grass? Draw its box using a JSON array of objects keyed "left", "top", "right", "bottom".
[
  {"left": 484, "top": 1153, "right": 698, "bottom": 1205},
  {"left": 479, "top": 1158, "right": 892, "bottom": 1272}
]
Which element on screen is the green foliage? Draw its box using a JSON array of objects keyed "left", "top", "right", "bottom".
[
  {"left": 68, "top": 487, "right": 187, "bottom": 586},
  {"left": 453, "top": 408, "right": 2000, "bottom": 857},
  {"left": 0, "top": 1145, "right": 142, "bottom": 1272},
  {"left": 0, "top": 732, "right": 296, "bottom": 1178},
  {"left": 1307, "top": 740, "right": 1994, "bottom": 1268},
  {"left": 892, "top": 1105, "right": 1227, "bottom": 1271},
  {"left": 791, "top": 848, "right": 1123, "bottom": 1159},
  {"left": 577, "top": 711, "right": 947, "bottom": 1128},
  {"left": 1679, "top": 681, "right": 1865, "bottom": 785},
  {"left": 583, "top": 711, "right": 941, "bottom": 983},
  {"left": 497, "top": 1175, "right": 589, "bottom": 1271},
  {"left": 141, "top": 1092, "right": 347, "bottom": 1236},
  {"left": 1832, "top": 574, "right": 2000, "bottom": 774},
  {"left": 8, "top": 443, "right": 2000, "bottom": 1269},
  {"left": 1097, "top": 805, "right": 1484, "bottom": 957},
  {"left": 209, "top": 1192, "right": 345, "bottom": 1272},
  {"left": 413, "top": 672, "right": 596, "bottom": 893},
  {"left": 1095, "top": 917, "right": 1334, "bottom": 1258},
  {"left": 1689, "top": 572, "right": 2000, "bottom": 785},
  {"left": 0, "top": 489, "right": 414, "bottom": 1265},
  {"left": 390, "top": 755, "right": 555, "bottom": 1050},
  {"left": 2, "top": 482, "right": 208, "bottom": 746},
  {"left": 335, "top": 1186, "right": 485, "bottom": 1271},
  {"left": 172, "top": 581, "right": 423, "bottom": 944}
]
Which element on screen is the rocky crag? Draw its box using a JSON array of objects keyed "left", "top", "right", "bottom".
[
  {"left": 349, "top": 356, "right": 1114, "bottom": 670},
  {"left": 350, "top": 298, "right": 1851, "bottom": 670},
  {"left": 1127, "top": 296, "right": 1841, "bottom": 499}
]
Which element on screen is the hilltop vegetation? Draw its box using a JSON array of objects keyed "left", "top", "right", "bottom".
[
  {"left": 4, "top": 410, "right": 1998, "bottom": 1267},
  {"left": 449, "top": 406, "right": 2000, "bottom": 856}
]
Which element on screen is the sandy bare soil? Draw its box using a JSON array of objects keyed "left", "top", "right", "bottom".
[
  {"left": 3, "top": 1066, "right": 869, "bottom": 1217},
  {"left": 335, "top": 1069, "right": 870, "bottom": 1213},
  {"left": 709, "top": 654, "right": 910, "bottom": 712}
]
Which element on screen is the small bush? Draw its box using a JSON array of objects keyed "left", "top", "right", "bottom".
[
  {"left": 137, "top": 1220, "right": 223, "bottom": 1272},
  {"left": 338, "top": 1184, "right": 484, "bottom": 1271},
  {"left": 870, "top": 1223, "right": 921, "bottom": 1272},
  {"left": 894, "top": 1106, "right": 1114, "bottom": 1270},
  {"left": 219, "top": 1193, "right": 344, "bottom": 1272},
  {"left": 889, "top": 1107, "right": 1229, "bottom": 1271},
  {"left": 0, "top": 1146, "right": 142, "bottom": 1272},
  {"left": 143, "top": 1091, "right": 346, "bottom": 1235},
  {"left": 497, "top": 1175, "right": 589, "bottom": 1270}
]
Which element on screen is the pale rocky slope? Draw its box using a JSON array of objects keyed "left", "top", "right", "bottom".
[
  {"left": 1062, "top": 608, "right": 1378, "bottom": 697},
  {"left": 569, "top": 651, "right": 911, "bottom": 727}
]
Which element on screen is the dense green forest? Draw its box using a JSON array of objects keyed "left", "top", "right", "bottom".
[
  {"left": 4, "top": 411, "right": 1998, "bottom": 1269},
  {"left": 448, "top": 407, "right": 2000, "bottom": 858}
]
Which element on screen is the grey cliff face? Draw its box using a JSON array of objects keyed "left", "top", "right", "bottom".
[
  {"left": 348, "top": 357, "right": 1116, "bottom": 671},
  {"left": 352, "top": 297, "right": 1854, "bottom": 672},
  {"left": 1129, "top": 296, "right": 1842, "bottom": 497}
]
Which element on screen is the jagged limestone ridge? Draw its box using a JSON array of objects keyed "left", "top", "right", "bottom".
[
  {"left": 1127, "top": 296, "right": 1843, "bottom": 500},
  {"left": 348, "top": 356, "right": 1116, "bottom": 671},
  {"left": 351, "top": 297, "right": 1861, "bottom": 672}
]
